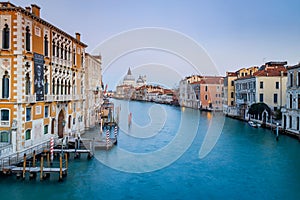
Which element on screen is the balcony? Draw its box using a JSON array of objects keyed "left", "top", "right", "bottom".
[
  {"left": 24, "top": 95, "right": 36, "bottom": 103},
  {"left": 45, "top": 94, "right": 72, "bottom": 102},
  {"left": 236, "top": 99, "right": 247, "bottom": 104}
]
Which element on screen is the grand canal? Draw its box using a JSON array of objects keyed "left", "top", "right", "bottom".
[{"left": 1, "top": 99, "right": 300, "bottom": 200}]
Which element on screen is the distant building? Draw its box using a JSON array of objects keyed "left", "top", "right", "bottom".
[
  {"left": 223, "top": 66, "right": 259, "bottom": 116},
  {"left": 235, "top": 61, "right": 287, "bottom": 120},
  {"left": 84, "top": 54, "right": 102, "bottom": 130},
  {"left": 179, "top": 75, "right": 201, "bottom": 108},
  {"left": 115, "top": 68, "right": 146, "bottom": 99},
  {"left": 282, "top": 63, "right": 300, "bottom": 135},
  {"left": 179, "top": 75, "right": 223, "bottom": 111}
]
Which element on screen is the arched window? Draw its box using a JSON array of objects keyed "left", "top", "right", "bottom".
[
  {"left": 25, "top": 72, "right": 31, "bottom": 95},
  {"left": 2, "top": 71, "right": 9, "bottom": 98},
  {"left": 68, "top": 80, "right": 71, "bottom": 94},
  {"left": 68, "top": 47, "right": 71, "bottom": 61},
  {"left": 44, "top": 35, "right": 48, "bottom": 57},
  {"left": 56, "top": 41, "right": 60, "bottom": 58},
  {"left": 68, "top": 115, "right": 71, "bottom": 129},
  {"left": 64, "top": 46, "right": 67, "bottom": 60},
  {"left": 52, "top": 39, "right": 56, "bottom": 57},
  {"left": 2, "top": 24, "right": 9, "bottom": 49},
  {"left": 56, "top": 79, "right": 60, "bottom": 95},
  {"left": 65, "top": 80, "right": 68, "bottom": 95},
  {"left": 25, "top": 26, "right": 31, "bottom": 51},
  {"left": 44, "top": 76, "right": 48, "bottom": 95},
  {"left": 61, "top": 79, "right": 64, "bottom": 95},
  {"left": 73, "top": 48, "right": 76, "bottom": 65},
  {"left": 290, "top": 94, "right": 293, "bottom": 109},
  {"left": 52, "top": 78, "right": 55, "bottom": 95},
  {"left": 51, "top": 118, "right": 55, "bottom": 134},
  {"left": 60, "top": 43, "right": 64, "bottom": 59}
]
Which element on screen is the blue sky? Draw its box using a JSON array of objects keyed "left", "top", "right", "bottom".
[{"left": 11, "top": 0, "right": 300, "bottom": 88}]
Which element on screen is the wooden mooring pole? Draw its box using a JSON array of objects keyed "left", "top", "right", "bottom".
[
  {"left": 33, "top": 150, "right": 36, "bottom": 167},
  {"left": 59, "top": 154, "right": 63, "bottom": 182},
  {"left": 22, "top": 153, "right": 26, "bottom": 179},
  {"left": 40, "top": 156, "right": 44, "bottom": 181}
]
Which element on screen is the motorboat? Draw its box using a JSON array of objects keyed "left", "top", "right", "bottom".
[{"left": 248, "top": 121, "right": 258, "bottom": 128}]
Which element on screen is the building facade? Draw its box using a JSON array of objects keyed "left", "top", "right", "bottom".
[
  {"left": 84, "top": 53, "right": 102, "bottom": 130},
  {"left": 0, "top": 2, "right": 87, "bottom": 156},
  {"left": 223, "top": 67, "right": 259, "bottom": 116},
  {"left": 282, "top": 63, "right": 300, "bottom": 134},
  {"left": 235, "top": 62, "right": 287, "bottom": 120}
]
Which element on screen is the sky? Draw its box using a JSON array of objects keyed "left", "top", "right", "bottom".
[{"left": 10, "top": 0, "right": 300, "bottom": 89}]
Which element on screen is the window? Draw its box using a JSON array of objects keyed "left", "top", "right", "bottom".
[
  {"left": 205, "top": 95, "right": 208, "bottom": 100},
  {"left": 290, "top": 73, "right": 293, "bottom": 87},
  {"left": 25, "top": 129, "right": 31, "bottom": 140},
  {"left": 44, "top": 35, "right": 48, "bottom": 56},
  {"left": 44, "top": 125, "right": 49, "bottom": 134},
  {"left": 26, "top": 107, "right": 31, "bottom": 121},
  {"left": 2, "top": 71, "right": 9, "bottom": 98},
  {"left": 44, "top": 76, "right": 48, "bottom": 95},
  {"left": 60, "top": 43, "right": 64, "bottom": 59},
  {"left": 56, "top": 41, "right": 60, "bottom": 58},
  {"left": 45, "top": 106, "right": 49, "bottom": 118},
  {"left": 260, "top": 81, "right": 263, "bottom": 89},
  {"left": 298, "top": 72, "right": 300, "bottom": 86},
  {"left": 73, "top": 48, "right": 76, "bottom": 65},
  {"left": 51, "top": 119, "right": 55, "bottom": 134},
  {"left": 205, "top": 86, "right": 208, "bottom": 92},
  {"left": 231, "top": 81, "right": 234, "bottom": 86},
  {"left": 25, "top": 26, "right": 31, "bottom": 51},
  {"left": 25, "top": 72, "right": 31, "bottom": 95},
  {"left": 0, "top": 131, "right": 10, "bottom": 143},
  {"left": 298, "top": 94, "right": 300, "bottom": 109},
  {"left": 68, "top": 115, "right": 71, "bottom": 129},
  {"left": 289, "top": 116, "right": 292, "bottom": 128},
  {"left": 2, "top": 24, "right": 10, "bottom": 49},
  {"left": 274, "top": 93, "right": 278, "bottom": 104},
  {"left": 297, "top": 117, "right": 300, "bottom": 131},
  {"left": 0, "top": 109, "right": 9, "bottom": 126},
  {"left": 52, "top": 39, "right": 56, "bottom": 57},
  {"left": 52, "top": 78, "right": 55, "bottom": 95},
  {"left": 276, "top": 82, "right": 279, "bottom": 89},
  {"left": 231, "top": 92, "right": 234, "bottom": 98},
  {"left": 64, "top": 46, "right": 67, "bottom": 60},
  {"left": 231, "top": 101, "right": 234, "bottom": 106},
  {"left": 290, "top": 94, "right": 293, "bottom": 109},
  {"left": 259, "top": 93, "right": 264, "bottom": 102}
]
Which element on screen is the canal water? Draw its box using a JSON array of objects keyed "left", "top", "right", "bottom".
[{"left": 1, "top": 99, "right": 300, "bottom": 200}]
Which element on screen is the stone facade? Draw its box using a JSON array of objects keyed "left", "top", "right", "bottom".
[
  {"left": 282, "top": 63, "right": 300, "bottom": 134},
  {"left": 0, "top": 2, "right": 87, "bottom": 157}
]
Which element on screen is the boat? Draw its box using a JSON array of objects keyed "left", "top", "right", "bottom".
[{"left": 248, "top": 121, "right": 258, "bottom": 128}]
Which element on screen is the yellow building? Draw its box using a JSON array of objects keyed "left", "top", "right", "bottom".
[
  {"left": 0, "top": 2, "right": 87, "bottom": 155},
  {"left": 223, "top": 66, "right": 258, "bottom": 115}
]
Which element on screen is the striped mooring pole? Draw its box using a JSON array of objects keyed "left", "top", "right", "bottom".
[
  {"left": 114, "top": 126, "right": 118, "bottom": 139},
  {"left": 106, "top": 129, "right": 110, "bottom": 150},
  {"left": 50, "top": 136, "right": 54, "bottom": 162}
]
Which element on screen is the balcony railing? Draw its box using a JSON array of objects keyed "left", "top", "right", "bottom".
[{"left": 24, "top": 95, "right": 36, "bottom": 103}]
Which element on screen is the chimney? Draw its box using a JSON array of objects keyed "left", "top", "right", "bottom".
[
  {"left": 31, "top": 4, "right": 40, "bottom": 17},
  {"left": 75, "top": 32, "right": 81, "bottom": 41},
  {"left": 25, "top": 6, "right": 31, "bottom": 12}
]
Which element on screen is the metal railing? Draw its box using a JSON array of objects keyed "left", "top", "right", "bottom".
[{"left": 0, "top": 140, "right": 51, "bottom": 170}]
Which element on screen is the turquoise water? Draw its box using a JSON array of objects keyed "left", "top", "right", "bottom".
[{"left": 1, "top": 100, "right": 300, "bottom": 199}]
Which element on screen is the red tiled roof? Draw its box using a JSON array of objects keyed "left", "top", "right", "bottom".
[
  {"left": 191, "top": 76, "right": 224, "bottom": 84},
  {"left": 253, "top": 66, "right": 287, "bottom": 76}
]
